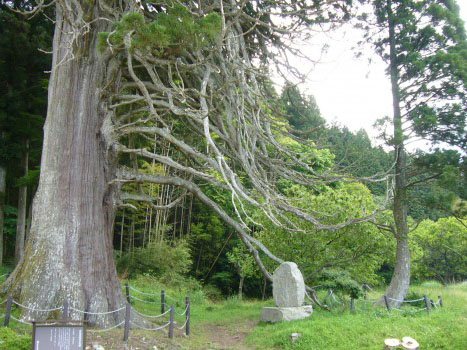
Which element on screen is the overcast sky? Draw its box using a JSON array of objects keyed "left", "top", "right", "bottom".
[{"left": 300, "top": 3, "right": 467, "bottom": 148}]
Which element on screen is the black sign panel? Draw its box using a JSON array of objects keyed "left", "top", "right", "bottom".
[{"left": 32, "top": 323, "right": 86, "bottom": 350}]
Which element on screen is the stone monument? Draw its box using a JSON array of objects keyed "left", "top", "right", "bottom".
[{"left": 261, "top": 262, "right": 313, "bottom": 322}]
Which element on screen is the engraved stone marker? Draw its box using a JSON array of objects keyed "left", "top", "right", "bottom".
[
  {"left": 272, "top": 262, "right": 305, "bottom": 307},
  {"left": 33, "top": 323, "right": 86, "bottom": 350},
  {"left": 261, "top": 262, "right": 313, "bottom": 322}
]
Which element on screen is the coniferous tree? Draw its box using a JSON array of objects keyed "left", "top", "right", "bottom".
[
  {"left": 359, "top": 0, "right": 467, "bottom": 305},
  {"left": 4, "top": 0, "right": 363, "bottom": 324}
]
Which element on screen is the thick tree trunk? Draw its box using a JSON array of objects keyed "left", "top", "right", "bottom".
[
  {"left": 5, "top": 4, "right": 125, "bottom": 326},
  {"left": 14, "top": 139, "right": 28, "bottom": 266},
  {"left": 384, "top": 235, "right": 410, "bottom": 306},
  {"left": 384, "top": 0, "right": 410, "bottom": 307},
  {"left": 0, "top": 165, "right": 5, "bottom": 265}
]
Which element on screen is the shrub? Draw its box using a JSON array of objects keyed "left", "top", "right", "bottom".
[
  {"left": 317, "top": 269, "right": 364, "bottom": 299},
  {"left": 404, "top": 290, "right": 425, "bottom": 308},
  {"left": 129, "top": 273, "right": 205, "bottom": 306},
  {"left": 0, "top": 328, "right": 31, "bottom": 350},
  {"left": 202, "top": 284, "right": 223, "bottom": 301},
  {"left": 116, "top": 240, "right": 192, "bottom": 283}
]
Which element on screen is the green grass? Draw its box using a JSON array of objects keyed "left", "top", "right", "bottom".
[
  {"left": 0, "top": 327, "right": 31, "bottom": 350},
  {"left": 2, "top": 276, "right": 466, "bottom": 350},
  {"left": 127, "top": 278, "right": 467, "bottom": 349},
  {"left": 246, "top": 283, "right": 467, "bottom": 350}
]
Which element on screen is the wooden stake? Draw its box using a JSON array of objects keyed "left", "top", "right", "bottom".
[
  {"left": 169, "top": 306, "right": 175, "bottom": 339},
  {"left": 438, "top": 295, "right": 443, "bottom": 307},
  {"left": 4, "top": 296, "right": 12, "bottom": 327},
  {"left": 123, "top": 302, "right": 131, "bottom": 342},
  {"left": 125, "top": 282, "right": 131, "bottom": 304},
  {"left": 423, "top": 295, "right": 430, "bottom": 312}
]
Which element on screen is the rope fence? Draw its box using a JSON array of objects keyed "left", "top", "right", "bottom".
[
  {"left": 348, "top": 292, "right": 444, "bottom": 314},
  {"left": 12, "top": 300, "right": 62, "bottom": 313},
  {"left": 10, "top": 314, "right": 33, "bottom": 325},
  {"left": 128, "top": 294, "right": 164, "bottom": 305},
  {"left": 130, "top": 320, "right": 170, "bottom": 332},
  {"left": 88, "top": 321, "right": 125, "bottom": 333},
  {"left": 128, "top": 286, "right": 159, "bottom": 296},
  {"left": 69, "top": 306, "right": 126, "bottom": 316},
  {"left": 132, "top": 307, "right": 171, "bottom": 319},
  {"left": 1, "top": 285, "right": 192, "bottom": 341},
  {"left": 176, "top": 304, "right": 189, "bottom": 317},
  {"left": 320, "top": 289, "right": 445, "bottom": 315}
]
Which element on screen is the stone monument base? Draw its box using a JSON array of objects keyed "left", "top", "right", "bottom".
[{"left": 261, "top": 305, "right": 313, "bottom": 323}]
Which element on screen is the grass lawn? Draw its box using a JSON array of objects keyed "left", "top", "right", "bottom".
[
  {"left": 1, "top": 277, "right": 466, "bottom": 349},
  {"left": 245, "top": 282, "right": 467, "bottom": 350},
  {"left": 130, "top": 279, "right": 467, "bottom": 349}
]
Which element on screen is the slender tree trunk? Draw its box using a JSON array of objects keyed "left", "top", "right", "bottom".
[
  {"left": 0, "top": 165, "right": 5, "bottom": 266},
  {"left": 384, "top": 0, "right": 410, "bottom": 307},
  {"left": 173, "top": 198, "right": 178, "bottom": 240},
  {"left": 187, "top": 193, "right": 193, "bottom": 236},
  {"left": 25, "top": 185, "right": 35, "bottom": 243},
  {"left": 120, "top": 210, "right": 125, "bottom": 254},
  {"left": 5, "top": 3, "right": 125, "bottom": 325},
  {"left": 14, "top": 139, "right": 29, "bottom": 265},
  {"left": 238, "top": 274, "right": 244, "bottom": 301}
]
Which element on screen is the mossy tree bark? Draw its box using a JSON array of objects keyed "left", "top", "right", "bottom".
[{"left": 5, "top": 2, "right": 125, "bottom": 326}]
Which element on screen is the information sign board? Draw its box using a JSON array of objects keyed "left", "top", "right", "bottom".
[{"left": 32, "top": 323, "right": 86, "bottom": 350}]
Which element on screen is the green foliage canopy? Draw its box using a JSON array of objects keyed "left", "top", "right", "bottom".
[
  {"left": 412, "top": 216, "right": 467, "bottom": 283},
  {"left": 255, "top": 182, "right": 392, "bottom": 285},
  {"left": 99, "top": 6, "right": 221, "bottom": 54},
  {"left": 362, "top": 0, "right": 467, "bottom": 148}
]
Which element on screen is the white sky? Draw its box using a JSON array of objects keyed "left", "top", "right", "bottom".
[{"left": 299, "top": 3, "right": 467, "bottom": 148}]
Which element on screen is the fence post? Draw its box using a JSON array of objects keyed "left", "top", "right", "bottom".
[
  {"left": 168, "top": 306, "right": 175, "bottom": 339},
  {"left": 438, "top": 296, "right": 444, "bottom": 307},
  {"left": 350, "top": 298, "right": 355, "bottom": 313},
  {"left": 4, "top": 296, "right": 12, "bottom": 327},
  {"left": 185, "top": 297, "right": 190, "bottom": 336},
  {"left": 423, "top": 295, "right": 431, "bottom": 313},
  {"left": 383, "top": 295, "right": 391, "bottom": 312},
  {"left": 125, "top": 282, "right": 131, "bottom": 304},
  {"left": 62, "top": 299, "right": 69, "bottom": 321},
  {"left": 123, "top": 302, "right": 131, "bottom": 342},
  {"left": 161, "top": 290, "right": 166, "bottom": 314}
]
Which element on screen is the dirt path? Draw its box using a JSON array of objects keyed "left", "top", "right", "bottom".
[
  {"left": 203, "top": 320, "right": 258, "bottom": 350},
  {"left": 86, "top": 320, "right": 258, "bottom": 350}
]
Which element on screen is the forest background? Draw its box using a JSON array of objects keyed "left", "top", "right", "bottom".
[{"left": 0, "top": 0, "right": 466, "bottom": 306}]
